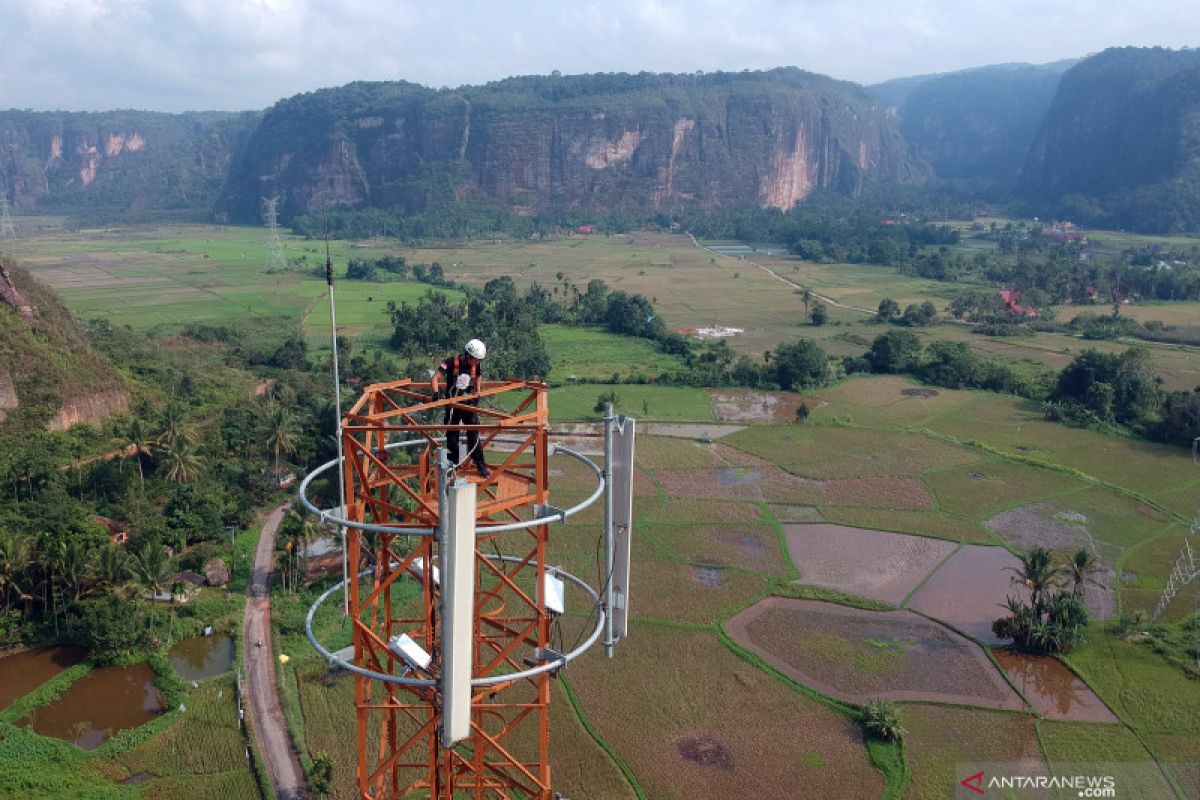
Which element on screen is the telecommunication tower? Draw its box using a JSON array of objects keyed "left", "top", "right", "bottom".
[
  {"left": 300, "top": 381, "right": 634, "bottom": 798},
  {"left": 261, "top": 196, "right": 286, "bottom": 272},
  {"left": 0, "top": 188, "right": 16, "bottom": 240}
]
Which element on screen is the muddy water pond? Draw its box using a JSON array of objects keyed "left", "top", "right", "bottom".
[
  {"left": 994, "top": 650, "right": 1117, "bottom": 722},
  {"left": 0, "top": 645, "right": 88, "bottom": 710},
  {"left": 20, "top": 662, "right": 165, "bottom": 749},
  {"left": 169, "top": 634, "right": 234, "bottom": 681}
]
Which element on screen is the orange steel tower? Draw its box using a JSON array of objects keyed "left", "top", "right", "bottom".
[{"left": 300, "top": 378, "right": 606, "bottom": 799}]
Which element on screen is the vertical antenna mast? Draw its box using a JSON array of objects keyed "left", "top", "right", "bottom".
[{"left": 325, "top": 221, "right": 349, "bottom": 614}]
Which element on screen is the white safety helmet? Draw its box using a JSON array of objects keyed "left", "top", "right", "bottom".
[{"left": 465, "top": 338, "right": 487, "bottom": 360}]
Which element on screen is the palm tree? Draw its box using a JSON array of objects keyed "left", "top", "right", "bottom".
[
  {"left": 161, "top": 441, "right": 204, "bottom": 485},
  {"left": 94, "top": 544, "right": 131, "bottom": 597},
  {"left": 1067, "top": 547, "right": 1100, "bottom": 599},
  {"left": 117, "top": 418, "right": 156, "bottom": 496},
  {"left": 266, "top": 407, "right": 300, "bottom": 479},
  {"left": 157, "top": 403, "right": 196, "bottom": 451},
  {"left": 1006, "top": 546, "right": 1061, "bottom": 616},
  {"left": 131, "top": 546, "right": 173, "bottom": 632},
  {"left": 0, "top": 530, "right": 31, "bottom": 613},
  {"left": 51, "top": 537, "right": 94, "bottom": 606}
]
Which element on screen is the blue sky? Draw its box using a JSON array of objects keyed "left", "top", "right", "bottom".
[{"left": 0, "top": 0, "right": 1196, "bottom": 112}]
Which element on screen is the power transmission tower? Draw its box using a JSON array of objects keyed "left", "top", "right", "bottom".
[
  {"left": 0, "top": 188, "right": 16, "bottom": 240},
  {"left": 261, "top": 196, "right": 286, "bottom": 272},
  {"left": 1152, "top": 443, "right": 1200, "bottom": 669}
]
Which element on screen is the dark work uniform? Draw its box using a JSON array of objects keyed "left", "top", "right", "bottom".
[{"left": 436, "top": 353, "right": 487, "bottom": 471}]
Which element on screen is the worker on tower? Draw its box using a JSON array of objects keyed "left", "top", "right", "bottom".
[{"left": 431, "top": 338, "right": 491, "bottom": 478}]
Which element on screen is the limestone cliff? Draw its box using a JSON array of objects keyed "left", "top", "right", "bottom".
[
  {"left": 0, "top": 110, "right": 258, "bottom": 217},
  {"left": 222, "top": 69, "right": 927, "bottom": 221}
]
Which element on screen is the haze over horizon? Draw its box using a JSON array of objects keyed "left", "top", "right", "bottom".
[{"left": 1, "top": 0, "right": 1197, "bottom": 114}]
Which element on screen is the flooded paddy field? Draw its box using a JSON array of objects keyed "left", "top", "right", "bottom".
[
  {"left": 993, "top": 650, "right": 1116, "bottom": 722},
  {"left": 20, "top": 662, "right": 165, "bottom": 749},
  {"left": 168, "top": 634, "right": 235, "bottom": 681},
  {"left": 0, "top": 645, "right": 87, "bottom": 711},
  {"left": 725, "top": 598, "right": 1022, "bottom": 709},
  {"left": 783, "top": 523, "right": 957, "bottom": 605}
]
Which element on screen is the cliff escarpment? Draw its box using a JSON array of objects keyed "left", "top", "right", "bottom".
[
  {"left": 221, "top": 69, "right": 928, "bottom": 221},
  {"left": 1020, "top": 47, "right": 1200, "bottom": 232},
  {"left": 0, "top": 109, "right": 258, "bottom": 219}
]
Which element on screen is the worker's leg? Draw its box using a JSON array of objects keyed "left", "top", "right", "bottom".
[
  {"left": 445, "top": 405, "right": 462, "bottom": 465},
  {"left": 464, "top": 410, "right": 489, "bottom": 476}
]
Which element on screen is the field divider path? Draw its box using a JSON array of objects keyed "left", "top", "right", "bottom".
[
  {"left": 244, "top": 503, "right": 308, "bottom": 800},
  {"left": 688, "top": 233, "right": 874, "bottom": 315}
]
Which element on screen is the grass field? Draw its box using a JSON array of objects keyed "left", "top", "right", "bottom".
[
  {"left": 10, "top": 222, "right": 1200, "bottom": 392},
  {"left": 10, "top": 222, "right": 1200, "bottom": 798},
  {"left": 540, "top": 324, "right": 687, "bottom": 382}
]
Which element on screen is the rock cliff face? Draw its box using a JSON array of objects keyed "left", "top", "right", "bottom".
[
  {"left": 48, "top": 389, "right": 130, "bottom": 431},
  {"left": 0, "top": 110, "right": 258, "bottom": 216},
  {"left": 222, "top": 70, "right": 927, "bottom": 221}
]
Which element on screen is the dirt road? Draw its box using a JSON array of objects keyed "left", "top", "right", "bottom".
[{"left": 244, "top": 503, "right": 307, "bottom": 799}]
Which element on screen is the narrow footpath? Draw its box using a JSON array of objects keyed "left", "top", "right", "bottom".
[{"left": 244, "top": 503, "right": 308, "bottom": 799}]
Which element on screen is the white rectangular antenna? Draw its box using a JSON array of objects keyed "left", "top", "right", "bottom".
[
  {"left": 542, "top": 571, "right": 565, "bottom": 616},
  {"left": 440, "top": 479, "right": 477, "bottom": 747},
  {"left": 408, "top": 556, "right": 440, "bottom": 587},
  {"left": 388, "top": 633, "right": 431, "bottom": 671},
  {"left": 610, "top": 417, "right": 636, "bottom": 641}
]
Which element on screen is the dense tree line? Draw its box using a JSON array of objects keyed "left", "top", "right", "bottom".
[{"left": 0, "top": 320, "right": 338, "bottom": 655}]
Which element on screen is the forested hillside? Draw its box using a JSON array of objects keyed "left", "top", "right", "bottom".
[
  {"left": 1021, "top": 47, "right": 1200, "bottom": 232},
  {"left": 873, "top": 61, "right": 1075, "bottom": 184}
]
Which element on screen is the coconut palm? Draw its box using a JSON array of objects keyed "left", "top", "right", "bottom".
[
  {"left": 117, "top": 417, "right": 156, "bottom": 496},
  {"left": 94, "top": 544, "right": 131, "bottom": 597},
  {"left": 1006, "top": 546, "right": 1061, "bottom": 615},
  {"left": 131, "top": 545, "right": 173, "bottom": 632},
  {"left": 266, "top": 407, "right": 300, "bottom": 479},
  {"left": 50, "top": 537, "right": 94, "bottom": 607},
  {"left": 161, "top": 441, "right": 205, "bottom": 485},
  {"left": 286, "top": 508, "right": 322, "bottom": 579},
  {"left": 1067, "top": 547, "right": 1101, "bottom": 599},
  {"left": 0, "top": 530, "right": 31, "bottom": 613},
  {"left": 157, "top": 403, "right": 196, "bottom": 451}
]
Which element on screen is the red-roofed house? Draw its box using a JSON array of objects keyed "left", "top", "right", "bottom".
[
  {"left": 998, "top": 289, "right": 1038, "bottom": 317},
  {"left": 95, "top": 516, "right": 129, "bottom": 545},
  {"left": 1043, "top": 221, "right": 1086, "bottom": 243}
]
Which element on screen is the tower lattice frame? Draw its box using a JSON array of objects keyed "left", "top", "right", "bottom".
[{"left": 336, "top": 378, "right": 561, "bottom": 799}]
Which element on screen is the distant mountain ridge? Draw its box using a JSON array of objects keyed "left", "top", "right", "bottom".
[
  {"left": 220, "top": 69, "right": 928, "bottom": 222},
  {"left": 2, "top": 51, "right": 1199, "bottom": 233},
  {"left": 0, "top": 109, "right": 258, "bottom": 219},
  {"left": 1020, "top": 47, "right": 1200, "bottom": 231},
  {"left": 870, "top": 59, "right": 1077, "bottom": 184}
]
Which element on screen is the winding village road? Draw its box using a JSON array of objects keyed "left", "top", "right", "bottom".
[{"left": 244, "top": 503, "right": 308, "bottom": 799}]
